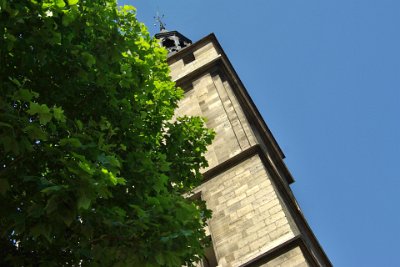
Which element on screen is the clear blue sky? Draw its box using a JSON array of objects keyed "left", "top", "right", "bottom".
[{"left": 122, "top": 1, "right": 400, "bottom": 266}]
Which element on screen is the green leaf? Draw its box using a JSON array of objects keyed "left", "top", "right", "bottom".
[
  {"left": 101, "top": 168, "right": 118, "bottom": 185},
  {"left": 76, "top": 120, "right": 83, "bottom": 130},
  {"left": 39, "top": 112, "right": 52, "bottom": 125},
  {"left": 52, "top": 106, "right": 66, "bottom": 122},
  {"left": 153, "top": 174, "right": 168, "bottom": 193},
  {"left": 30, "top": 224, "right": 49, "bottom": 239},
  {"left": 62, "top": 10, "right": 76, "bottom": 26},
  {"left": 45, "top": 195, "right": 60, "bottom": 214},
  {"left": 8, "top": 77, "right": 21, "bottom": 87},
  {"left": 0, "top": 0, "right": 215, "bottom": 264},
  {"left": 0, "top": 179, "right": 10, "bottom": 195},
  {"left": 0, "top": 135, "right": 19, "bottom": 155},
  {"left": 27, "top": 102, "right": 43, "bottom": 115},
  {"left": 41, "top": 185, "right": 64, "bottom": 194},
  {"left": 78, "top": 161, "right": 95, "bottom": 175},
  {"left": 27, "top": 102, "right": 53, "bottom": 125},
  {"left": 0, "top": 122, "right": 13, "bottom": 129},
  {"left": 61, "top": 210, "right": 75, "bottom": 226},
  {"left": 4, "top": 33, "right": 17, "bottom": 50},
  {"left": 121, "top": 5, "right": 135, "bottom": 13},
  {"left": 30, "top": 222, "right": 54, "bottom": 242},
  {"left": 155, "top": 253, "right": 165, "bottom": 265},
  {"left": 98, "top": 154, "right": 121, "bottom": 168},
  {"left": 116, "top": 177, "right": 126, "bottom": 185},
  {"left": 77, "top": 193, "right": 91, "bottom": 210},
  {"left": 24, "top": 125, "right": 48, "bottom": 140},
  {"left": 50, "top": 32, "right": 62, "bottom": 45},
  {"left": 60, "top": 137, "right": 82, "bottom": 147},
  {"left": 55, "top": 0, "right": 66, "bottom": 8},
  {"left": 81, "top": 52, "right": 96, "bottom": 67},
  {"left": 129, "top": 204, "right": 146, "bottom": 218},
  {"left": 67, "top": 0, "right": 78, "bottom": 5},
  {"left": 20, "top": 136, "right": 34, "bottom": 152},
  {"left": 27, "top": 203, "right": 45, "bottom": 218},
  {"left": 14, "top": 89, "right": 37, "bottom": 102}
]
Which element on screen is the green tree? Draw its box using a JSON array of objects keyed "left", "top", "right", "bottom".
[{"left": 0, "top": 1, "right": 214, "bottom": 266}]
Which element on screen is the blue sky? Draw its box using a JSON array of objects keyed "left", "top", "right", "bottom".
[{"left": 121, "top": 1, "right": 400, "bottom": 266}]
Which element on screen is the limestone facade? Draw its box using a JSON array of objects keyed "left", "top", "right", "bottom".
[{"left": 166, "top": 33, "right": 331, "bottom": 267}]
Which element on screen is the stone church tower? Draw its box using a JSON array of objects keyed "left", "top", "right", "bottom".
[{"left": 156, "top": 29, "right": 331, "bottom": 267}]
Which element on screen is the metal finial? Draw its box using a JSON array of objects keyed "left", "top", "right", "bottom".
[{"left": 154, "top": 12, "right": 166, "bottom": 32}]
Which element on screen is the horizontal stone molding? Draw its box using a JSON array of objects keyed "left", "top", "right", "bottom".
[{"left": 239, "top": 235, "right": 318, "bottom": 267}]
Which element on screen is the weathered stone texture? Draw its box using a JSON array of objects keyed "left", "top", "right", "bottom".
[
  {"left": 169, "top": 42, "right": 219, "bottom": 81},
  {"left": 194, "top": 155, "right": 298, "bottom": 266},
  {"left": 174, "top": 71, "right": 257, "bottom": 171},
  {"left": 169, "top": 35, "right": 330, "bottom": 266},
  {"left": 259, "top": 247, "right": 309, "bottom": 267}
]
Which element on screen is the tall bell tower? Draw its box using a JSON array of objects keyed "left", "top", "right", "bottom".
[{"left": 157, "top": 28, "right": 331, "bottom": 267}]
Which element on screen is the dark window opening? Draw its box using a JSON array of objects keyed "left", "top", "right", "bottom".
[
  {"left": 201, "top": 240, "right": 218, "bottom": 267},
  {"left": 188, "top": 192, "right": 218, "bottom": 267},
  {"left": 183, "top": 53, "right": 195, "bottom": 65},
  {"left": 162, "top": 38, "right": 176, "bottom": 48}
]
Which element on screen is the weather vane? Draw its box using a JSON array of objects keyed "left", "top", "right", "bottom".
[{"left": 154, "top": 11, "right": 166, "bottom": 32}]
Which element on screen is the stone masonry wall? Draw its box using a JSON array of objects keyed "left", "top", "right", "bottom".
[
  {"left": 260, "top": 247, "right": 309, "bottom": 267},
  {"left": 174, "top": 71, "right": 257, "bottom": 171},
  {"left": 171, "top": 38, "right": 313, "bottom": 266},
  {"left": 169, "top": 42, "right": 219, "bottom": 82},
  {"left": 193, "top": 155, "right": 301, "bottom": 266}
]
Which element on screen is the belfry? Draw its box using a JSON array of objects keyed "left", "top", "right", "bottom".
[{"left": 157, "top": 27, "right": 331, "bottom": 266}]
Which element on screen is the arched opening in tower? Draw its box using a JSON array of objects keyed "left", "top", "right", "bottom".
[{"left": 162, "top": 38, "right": 175, "bottom": 49}]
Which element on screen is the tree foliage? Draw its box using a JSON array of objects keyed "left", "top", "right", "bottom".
[{"left": 0, "top": 1, "right": 214, "bottom": 266}]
